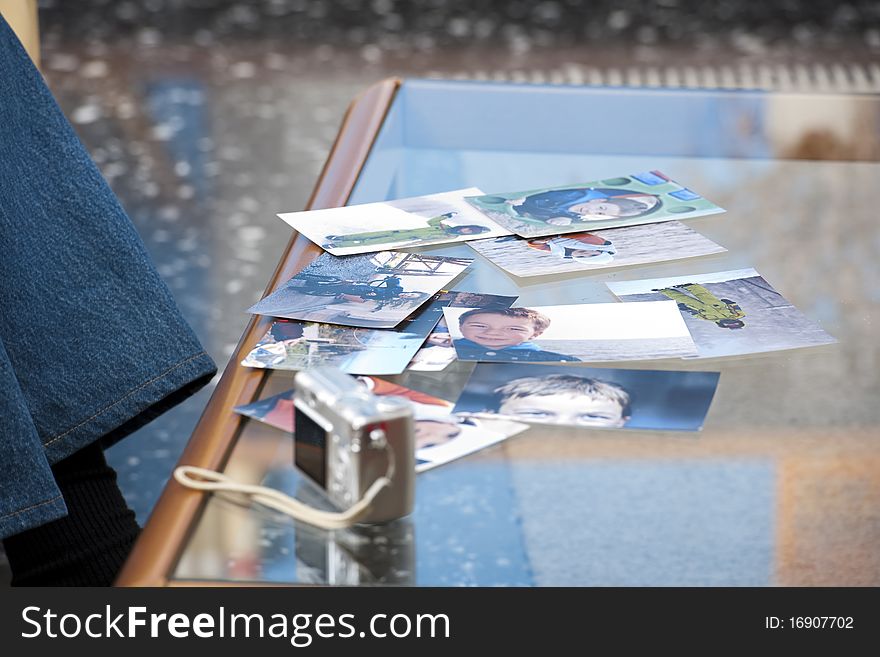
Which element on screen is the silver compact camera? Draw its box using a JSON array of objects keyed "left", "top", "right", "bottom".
[{"left": 293, "top": 367, "right": 415, "bottom": 524}]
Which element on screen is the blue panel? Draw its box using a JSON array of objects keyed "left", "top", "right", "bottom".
[
  {"left": 350, "top": 91, "right": 406, "bottom": 202},
  {"left": 401, "top": 80, "right": 771, "bottom": 157},
  {"left": 349, "top": 79, "right": 773, "bottom": 206},
  {"left": 509, "top": 460, "right": 775, "bottom": 586},
  {"left": 413, "top": 461, "right": 533, "bottom": 586}
]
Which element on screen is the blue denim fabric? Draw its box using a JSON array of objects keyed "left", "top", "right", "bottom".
[{"left": 0, "top": 16, "right": 217, "bottom": 538}]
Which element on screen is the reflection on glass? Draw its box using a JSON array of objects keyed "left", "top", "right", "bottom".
[
  {"left": 294, "top": 516, "right": 415, "bottom": 586},
  {"left": 175, "top": 80, "right": 880, "bottom": 586}
]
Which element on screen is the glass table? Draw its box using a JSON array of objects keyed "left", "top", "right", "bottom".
[{"left": 117, "top": 79, "right": 880, "bottom": 586}]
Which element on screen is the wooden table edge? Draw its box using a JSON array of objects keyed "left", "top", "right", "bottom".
[{"left": 115, "top": 77, "right": 403, "bottom": 587}]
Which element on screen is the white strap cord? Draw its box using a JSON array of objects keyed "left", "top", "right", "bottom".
[{"left": 173, "top": 465, "right": 391, "bottom": 531}]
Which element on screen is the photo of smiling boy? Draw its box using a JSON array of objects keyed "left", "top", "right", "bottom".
[
  {"left": 493, "top": 374, "right": 631, "bottom": 428},
  {"left": 446, "top": 301, "right": 698, "bottom": 362},
  {"left": 454, "top": 307, "right": 582, "bottom": 362}
]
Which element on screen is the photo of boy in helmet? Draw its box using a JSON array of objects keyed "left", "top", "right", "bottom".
[
  {"left": 466, "top": 170, "right": 724, "bottom": 238},
  {"left": 512, "top": 188, "right": 661, "bottom": 226}
]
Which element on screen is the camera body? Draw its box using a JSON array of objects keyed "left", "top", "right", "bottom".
[{"left": 293, "top": 367, "right": 415, "bottom": 523}]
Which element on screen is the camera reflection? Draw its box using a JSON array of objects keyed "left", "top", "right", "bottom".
[{"left": 294, "top": 517, "right": 415, "bottom": 586}]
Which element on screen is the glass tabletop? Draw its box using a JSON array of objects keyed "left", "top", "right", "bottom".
[{"left": 173, "top": 79, "right": 880, "bottom": 586}]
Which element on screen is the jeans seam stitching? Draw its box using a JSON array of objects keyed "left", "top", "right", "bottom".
[
  {"left": 0, "top": 494, "right": 64, "bottom": 521},
  {"left": 42, "top": 351, "right": 210, "bottom": 447}
]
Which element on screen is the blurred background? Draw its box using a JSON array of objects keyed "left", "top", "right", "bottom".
[{"left": 1, "top": 0, "right": 878, "bottom": 582}]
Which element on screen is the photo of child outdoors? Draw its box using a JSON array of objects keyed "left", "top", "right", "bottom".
[
  {"left": 465, "top": 170, "right": 724, "bottom": 238},
  {"left": 452, "top": 363, "right": 721, "bottom": 431},
  {"left": 247, "top": 251, "right": 471, "bottom": 328},
  {"left": 607, "top": 268, "right": 838, "bottom": 359},
  {"left": 466, "top": 220, "right": 726, "bottom": 278},
  {"left": 444, "top": 300, "right": 698, "bottom": 363},
  {"left": 240, "top": 292, "right": 446, "bottom": 376},
  {"left": 276, "top": 187, "right": 513, "bottom": 256},
  {"left": 324, "top": 211, "right": 491, "bottom": 250}
]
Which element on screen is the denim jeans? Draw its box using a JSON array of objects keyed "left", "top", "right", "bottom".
[{"left": 0, "top": 16, "right": 217, "bottom": 538}]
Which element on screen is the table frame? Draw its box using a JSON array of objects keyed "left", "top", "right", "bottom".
[{"left": 116, "top": 78, "right": 402, "bottom": 587}]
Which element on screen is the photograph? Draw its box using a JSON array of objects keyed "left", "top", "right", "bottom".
[
  {"left": 14, "top": 0, "right": 880, "bottom": 618},
  {"left": 276, "top": 188, "right": 513, "bottom": 256},
  {"left": 406, "top": 322, "right": 455, "bottom": 371},
  {"left": 606, "top": 268, "right": 838, "bottom": 359},
  {"left": 233, "top": 378, "right": 528, "bottom": 472},
  {"left": 234, "top": 388, "right": 296, "bottom": 432},
  {"left": 443, "top": 301, "right": 698, "bottom": 363},
  {"left": 240, "top": 295, "right": 446, "bottom": 375},
  {"left": 358, "top": 377, "right": 528, "bottom": 472},
  {"left": 407, "top": 291, "right": 519, "bottom": 371},
  {"left": 247, "top": 251, "right": 472, "bottom": 328},
  {"left": 452, "top": 363, "right": 721, "bottom": 431},
  {"left": 465, "top": 170, "right": 724, "bottom": 238},
  {"left": 466, "top": 221, "right": 726, "bottom": 277}
]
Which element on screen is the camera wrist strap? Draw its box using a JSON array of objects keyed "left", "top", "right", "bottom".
[{"left": 173, "top": 465, "right": 392, "bottom": 531}]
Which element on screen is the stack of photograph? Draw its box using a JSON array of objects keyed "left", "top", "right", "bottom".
[{"left": 238, "top": 171, "right": 836, "bottom": 472}]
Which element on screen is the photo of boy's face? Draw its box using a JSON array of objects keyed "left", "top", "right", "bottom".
[
  {"left": 498, "top": 392, "right": 627, "bottom": 427},
  {"left": 415, "top": 419, "right": 462, "bottom": 449},
  {"left": 568, "top": 195, "right": 658, "bottom": 220},
  {"left": 455, "top": 367, "right": 719, "bottom": 433},
  {"left": 460, "top": 312, "right": 539, "bottom": 349},
  {"left": 569, "top": 198, "right": 623, "bottom": 218}
]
